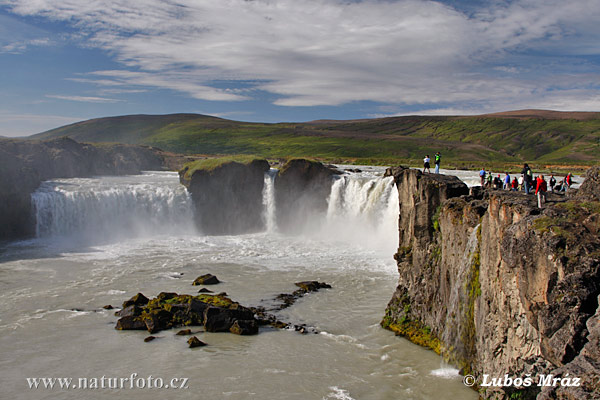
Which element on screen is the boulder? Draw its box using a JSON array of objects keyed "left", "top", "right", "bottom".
[
  {"left": 204, "top": 305, "right": 255, "bottom": 332},
  {"left": 187, "top": 336, "right": 206, "bottom": 348},
  {"left": 229, "top": 320, "right": 259, "bottom": 335},
  {"left": 122, "top": 293, "right": 149, "bottom": 308},
  {"left": 115, "top": 316, "right": 146, "bottom": 331},
  {"left": 192, "top": 274, "right": 220, "bottom": 285}
]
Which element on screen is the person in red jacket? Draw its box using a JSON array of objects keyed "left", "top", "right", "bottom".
[
  {"left": 536, "top": 175, "right": 548, "bottom": 208},
  {"left": 511, "top": 177, "right": 518, "bottom": 191}
]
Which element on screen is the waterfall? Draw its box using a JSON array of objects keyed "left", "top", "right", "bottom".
[
  {"left": 31, "top": 172, "right": 196, "bottom": 240},
  {"left": 324, "top": 174, "right": 399, "bottom": 253},
  {"left": 262, "top": 168, "right": 277, "bottom": 233},
  {"left": 441, "top": 223, "right": 481, "bottom": 352}
]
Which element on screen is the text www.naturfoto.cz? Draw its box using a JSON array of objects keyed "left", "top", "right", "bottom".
[{"left": 27, "top": 374, "right": 189, "bottom": 390}]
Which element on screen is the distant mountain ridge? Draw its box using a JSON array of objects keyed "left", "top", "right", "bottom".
[{"left": 30, "top": 110, "right": 600, "bottom": 165}]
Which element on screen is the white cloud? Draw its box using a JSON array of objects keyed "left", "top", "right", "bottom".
[
  {"left": 46, "top": 94, "right": 122, "bottom": 103},
  {"left": 2, "top": 0, "right": 600, "bottom": 111}
]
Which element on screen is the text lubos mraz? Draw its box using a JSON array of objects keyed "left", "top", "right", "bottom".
[{"left": 480, "top": 374, "right": 581, "bottom": 388}]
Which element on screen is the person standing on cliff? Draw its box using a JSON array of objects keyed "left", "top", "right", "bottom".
[
  {"left": 479, "top": 168, "right": 486, "bottom": 186},
  {"left": 521, "top": 163, "right": 533, "bottom": 194},
  {"left": 503, "top": 172, "right": 511, "bottom": 190},
  {"left": 536, "top": 175, "right": 548, "bottom": 207},
  {"left": 423, "top": 155, "right": 431, "bottom": 173},
  {"left": 434, "top": 152, "right": 441, "bottom": 174},
  {"left": 511, "top": 176, "right": 518, "bottom": 191},
  {"left": 549, "top": 174, "right": 556, "bottom": 193}
]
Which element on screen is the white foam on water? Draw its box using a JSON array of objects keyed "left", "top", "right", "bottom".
[
  {"left": 324, "top": 387, "right": 357, "bottom": 400},
  {"left": 430, "top": 367, "right": 461, "bottom": 379}
]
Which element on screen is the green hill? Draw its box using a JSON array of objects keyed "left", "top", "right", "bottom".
[{"left": 30, "top": 110, "right": 600, "bottom": 168}]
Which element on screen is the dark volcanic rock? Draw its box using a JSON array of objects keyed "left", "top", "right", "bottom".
[
  {"left": 187, "top": 336, "right": 206, "bottom": 348},
  {"left": 116, "top": 305, "right": 143, "bottom": 318},
  {"left": 179, "top": 158, "right": 270, "bottom": 235},
  {"left": 115, "top": 316, "right": 146, "bottom": 331},
  {"left": 114, "top": 292, "right": 260, "bottom": 337},
  {"left": 198, "top": 288, "right": 213, "bottom": 293},
  {"left": 122, "top": 293, "right": 150, "bottom": 308},
  {"left": 0, "top": 137, "right": 165, "bottom": 240},
  {"left": 144, "top": 336, "right": 156, "bottom": 342},
  {"left": 102, "top": 305, "right": 114, "bottom": 310},
  {"left": 274, "top": 159, "right": 339, "bottom": 233},
  {"left": 229, "top": 319, "right": 259, "bottom": 335},
  {"left": 175, "top": 329, "right": 192, "bottom": 336},
  {"left": 192, "top": 274, "right": 220, "bottom": 285},
  {"left": 295, "top": 281, "right": 332, "bottom": 292},
  {"left": 204, "top": 305, "right": 256, "bottom": 333}
]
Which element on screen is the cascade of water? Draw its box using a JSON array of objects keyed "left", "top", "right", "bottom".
[
  {"left": 31, "top": 172, "right": 196, "bottom": 240},
  {"left": 441, "top": 223, "right": 481, "bottom": 350},
  {"left": 324, "top": 174, "right": 399, "bottom": 253},
  {"left": 262, "top": 168, "right": 278, "bottom": 233}
]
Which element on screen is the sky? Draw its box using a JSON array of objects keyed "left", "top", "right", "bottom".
[{"left": 1, "top": 0, "right": 599, "bottom": 137}]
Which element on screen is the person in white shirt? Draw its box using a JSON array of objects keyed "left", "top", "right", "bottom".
[{"left": 423, "top": 155, "right": 431, "bottom": 173}]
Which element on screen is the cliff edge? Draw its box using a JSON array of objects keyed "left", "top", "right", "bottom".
[{"left": 383, "top": 166, "right": 600, "bottom": 399}]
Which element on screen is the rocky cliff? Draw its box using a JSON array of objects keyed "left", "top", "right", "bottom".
[
  {"left": 0, "top": 137, "right": 164, "bottom": 240},
  {"left": 180, "top": 157, "right": 339, "bottom": 235},
  {"left": 274, "top": 159, "right": 339, "bottom": 233},
  {"left": 383, "top": 166, "right": 600, "bottom": 399},
  {"left": 179, "top": 158, "right": 270, "bottom": 235}
]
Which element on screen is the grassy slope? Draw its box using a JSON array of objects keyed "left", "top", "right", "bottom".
[{"left": 30, "top": 111, "right": 600, "bottom": 168}]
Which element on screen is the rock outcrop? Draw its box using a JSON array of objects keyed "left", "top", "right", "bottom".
[
  {"left": 383, "top": 166, "right": 600, "bottom": 399},
  {"left": 115, "top": 292, "right": 258, "bottom": 336},
  {"left": 180, "top": 157, "right": 339, "bottom": 235},
  {"left": 179, "top": 158, "right": 270, "bottom": 235},
  {"left": 274, "top": 159, "right": 339, "bottom": 232},
  {"left": 0, "top": 137, "right": 164, "bottom": 240}
]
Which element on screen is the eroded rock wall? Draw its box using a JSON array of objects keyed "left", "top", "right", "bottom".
[
  {"left": 383, "top": 166, "right": 600, "bottom": 399},
  {"left": 274, "top": 159, "right": 339, "bottom": 233},
  {"left": 180, "top": 159, "right": 270, "bottom": 235}
]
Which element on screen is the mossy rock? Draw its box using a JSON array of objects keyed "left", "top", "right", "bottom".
[
  {"left": 115, "top": 292, "right": 257, "bottom": 336},
  {"left": 122, "top": 292, "right": 149, "bottom": 308},
  {"left": 192, "top": 274, "right": 220, "bottom": 285},
  {"left": 187, "top": 336, "right": 206, "bottom": 348}
]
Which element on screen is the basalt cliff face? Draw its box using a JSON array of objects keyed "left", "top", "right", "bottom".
[
  {"left": 179, "top": 159, "right": 270, "bottom": 235},
  {"left": 0, "top": 137, "right": 164, "bottom": 240},
  {"left": 383, "top": 166, "right": 600, "bottom": 400}
]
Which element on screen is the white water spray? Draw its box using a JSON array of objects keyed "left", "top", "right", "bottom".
[
  {"left": 324, "top": 173, "right": 399, "bottom": 253},
  {"left": 31, "top": 172, "right": 196, "bottom": 240},
  {"left": 262, "top": 168, "right": 278, "bottom": 233}
]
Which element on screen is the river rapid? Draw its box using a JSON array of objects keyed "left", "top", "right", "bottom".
[{"left": 0, "top": 169, "right": 477, "bottom": 400}]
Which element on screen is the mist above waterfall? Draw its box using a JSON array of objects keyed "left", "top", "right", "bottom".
[{"left": 31, "top": 172, "right": 196, "bottom": 243}]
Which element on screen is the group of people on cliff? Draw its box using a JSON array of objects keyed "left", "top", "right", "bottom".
[
  {"left": 478, "top": 165, "right": 574, "bottom": 207},
  {"left": 423, "top": 152, "right": 442, "bottom": 174}
]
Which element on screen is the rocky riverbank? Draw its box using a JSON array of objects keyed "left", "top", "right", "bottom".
[
  {"left": 382, "top": 166, "right": 600, "bottom": 399},
  {"left": 0, "top": 137, "right": 165, "bottom": 240}
]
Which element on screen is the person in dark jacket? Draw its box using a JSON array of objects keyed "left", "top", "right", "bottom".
[
  {"left": 521, "top": 163, "right": 533, "bottom": 194},
  {"left": 549, "top": 174, "right": 556, "bottom": 193}
]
